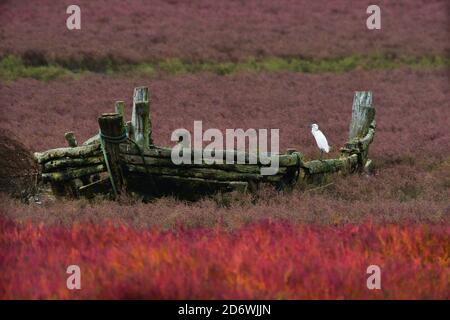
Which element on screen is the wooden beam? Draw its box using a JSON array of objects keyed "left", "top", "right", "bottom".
[
  {"left": 131, "top": 87, "right": 151, "bottom": 149},
  {"left": 119, "top": 144, "right": 299, "bottom": 167},
  {"left": 78, "top": 177, "right": 111, "bottom": 198},
  {"left": 157, "top": 176, "right": 249, "bottom": 193},
  {"left": 127, "top": 174, "right": 249, "bottom": 195},
  {"left": 42, "top": 164, "right": 105, "bottom": 182},
  {"left": 121, "top": 154, "right": 288, "bottom": 174},
  {"left": 124, "top": 164, "right": 284, "bottom": 183},
  {"left": 98, "top": 113, "right": 126, "bottom": 197},
  {"left": 42, "top": 156, "right": 104, "bottom": 172},
  {"left": 82, "top": 134, "right": 100, "bottom": 146},
  {"left": 302, "top": 154, "right": 358, "bottom": 174},
  {"left": 359, "top": 120, "right": 376, "bottom": 150},
  {"left": 34, "top": 144, "right": 101, "bottom": 164},
  {"left": 349, "top": 91, "right": 375, "bottom": 141}
]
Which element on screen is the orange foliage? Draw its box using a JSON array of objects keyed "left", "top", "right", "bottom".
[{"left": 0, "top": 218, "right": 448, "bottom": 299}]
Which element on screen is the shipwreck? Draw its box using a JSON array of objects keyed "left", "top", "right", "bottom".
[{"left": 33, "top": 88, "right": 376, "bottom": 200}]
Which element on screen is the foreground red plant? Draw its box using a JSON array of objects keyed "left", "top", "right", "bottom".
[{"left": 0, "top": 218, "right": 448, "bottom": 299}]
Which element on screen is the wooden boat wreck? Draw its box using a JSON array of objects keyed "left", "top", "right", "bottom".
[{"left": 33, "top": 87, "right": 376, "bottom": 200}]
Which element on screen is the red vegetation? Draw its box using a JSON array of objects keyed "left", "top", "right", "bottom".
[
  {"left": 1, "top": 157, "right": 449, "bottom": 227},
  {"left": 0, "top": 218, "right": 448, "bottom": 299},
  {"left": 0, "top": 0, "right": 448, "bottom": 64}
]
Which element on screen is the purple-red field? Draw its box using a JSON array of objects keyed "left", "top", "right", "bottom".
[
  {"left": 1, "top": 159, "right": 448, "bottom": 228},
  {"left": 1, "top": 218, "right": 448, "bottom": 299},
  {"left": 1, "top": 69, "right": 448, "bottom": 159},
  {"left": 0, "top": 0, "right": 448, "bottom": 64},
  {"left": 1, "top": 69, "right": 448, "bottom": 226}
]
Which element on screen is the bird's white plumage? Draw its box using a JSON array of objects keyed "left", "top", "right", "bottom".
[{"left": 311, "top": 124, "right": 330, "bottom": 153}]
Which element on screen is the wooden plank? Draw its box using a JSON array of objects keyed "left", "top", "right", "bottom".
[
  {"left": 43, "top": 156, "right": 104, "bottom": 172},
  {"left": 121, "top": 154, "right": 288, "bottom": 174},
  {"left": 126, "top": 173, "right": 249, "bottom": 196},
  {"left": 42, "top": 164, "right": 105, "bottom": 182},
  {"left": 119, "top": 144, "right": 299, "bottom": 167},
  {"left": 124, "top": 164, "right": 284, "bottom": 183}
]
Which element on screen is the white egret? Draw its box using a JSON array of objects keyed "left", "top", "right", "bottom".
[{"left": 311, "top": 124, "right": 330, "bottom": 160}]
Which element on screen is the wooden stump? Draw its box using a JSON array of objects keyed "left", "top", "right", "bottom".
[{"left": 64, "top": 132, "right": 78, "bottom": 147}]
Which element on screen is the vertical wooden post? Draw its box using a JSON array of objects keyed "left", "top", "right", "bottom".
[
  {"left": 115, "top": 100, "right": 127, "bottom": 142},
  {"left": 63, "top": 131, "right": 85, "bottom": 196},
  {"left": 344, "top": 91, "right": 376, "bottom": 171},
  {"left": 282, "top": 149, "right": 303, "bottom": 190},
  {"left": 131, "top": 87, "right": 152, "bottom": 149},
  {"left": 115, "top": 101, "right": 125, "bottom": 123},
  {"left": 98, "top": 113, "right": 125, "bottom": 197},
  {"left": 64, "top": 132, "right": 78, "bottom": 147},
  {"left": 349, "top": 91, "right": 375, "bottom": 141},
  {"left": 126, "top": 121, "right": 134, "bottom": 140}
]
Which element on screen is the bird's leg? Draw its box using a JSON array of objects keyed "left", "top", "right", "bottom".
[{"left": 320, "top": 150, "right": 323, "bottom": 161}]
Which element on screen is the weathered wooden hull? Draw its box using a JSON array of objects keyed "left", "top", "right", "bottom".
[{"left": 33, "top": 89, "right": 376, "bottom": 200}]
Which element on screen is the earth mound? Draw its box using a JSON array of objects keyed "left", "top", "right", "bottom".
[{"left": 0, "top": 129, "right": 38, "bottom": 200}]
